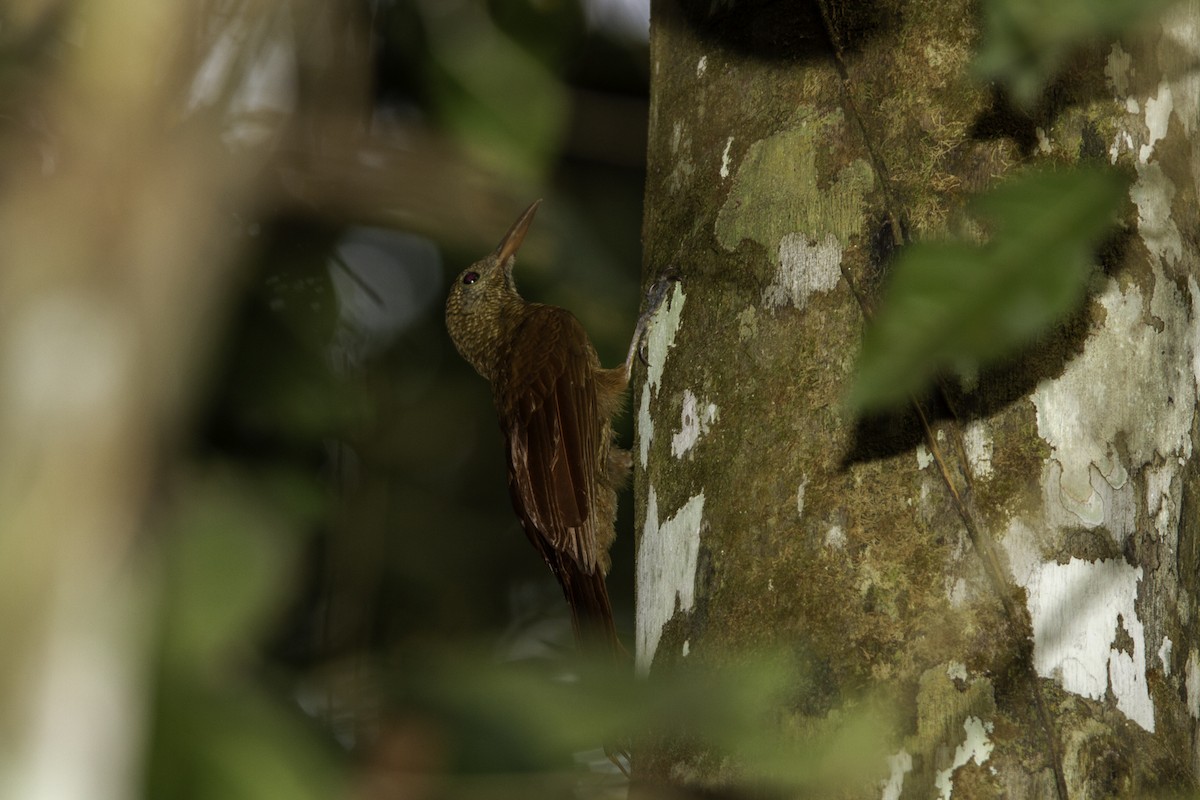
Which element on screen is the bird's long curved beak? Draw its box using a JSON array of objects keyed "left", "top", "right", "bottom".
[{"left": 494, "top": 199, "right": 541, "bottom": 266}]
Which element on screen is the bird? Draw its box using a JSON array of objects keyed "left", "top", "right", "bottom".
[{"left": 445, "top": 199, "right": 670, "bottom": 660}]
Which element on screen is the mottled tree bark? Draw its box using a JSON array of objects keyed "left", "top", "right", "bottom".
[{"left": 635, "top": 1, "right": 1200, "bottom": 797}]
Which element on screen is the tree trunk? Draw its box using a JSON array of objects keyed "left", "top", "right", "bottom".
[{"left": 634, "top": 1, "right": 1200, "bottom": 797}]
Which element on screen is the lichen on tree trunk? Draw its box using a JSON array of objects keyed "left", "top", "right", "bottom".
[{"left": 634, "top": 1, "right": 1200, "bottom": 797}]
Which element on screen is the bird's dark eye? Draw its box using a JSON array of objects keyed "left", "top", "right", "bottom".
[{"left": 462, "top": 271, "right": 479, "bottom": 285}]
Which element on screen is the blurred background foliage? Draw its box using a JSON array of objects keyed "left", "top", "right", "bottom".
[
  {"left": 0, "top": 0, "right": 659, "bottom": 798},
  {"left": 166, "top": 0, "right": 655, "bottom": 797},
  {"left": 0, "top": 0, "right": 1186, "bottom": 798}
]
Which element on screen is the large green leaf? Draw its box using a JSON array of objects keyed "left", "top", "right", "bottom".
[
  {"left": 849, "top": 167, "right": 1126, "bottom": 414},
  {"left": 975, "top": 0, "right": 1176, "bottom": 107}
]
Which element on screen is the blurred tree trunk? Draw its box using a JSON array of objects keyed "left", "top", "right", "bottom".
[
  {"left": 634, "top": 1, "right": 1200, "bottom": 797},
  {"left": 0, "top": 7, "right": 258, "bottom": 800},
  {"left": 0, "top": 2, "right": 356, "bottom": 797}
]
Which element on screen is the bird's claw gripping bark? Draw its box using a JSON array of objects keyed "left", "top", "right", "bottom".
[
  {"left": 625, "top": 269, "right": 680, "bottom": 374},
  {"left": 643, "top": 266, "right": 679, "bottom": 315}
]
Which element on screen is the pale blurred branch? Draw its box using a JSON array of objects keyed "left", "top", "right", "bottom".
[
  {"left": 0, "top": 1, "right": 326, "bottom": 797},
  {"left": 272, "top": 120, "right": 535, "bottom": 255}
]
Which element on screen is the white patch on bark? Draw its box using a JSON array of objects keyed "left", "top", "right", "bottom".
[
  {"left": 1145, "top": 462, "right": 1180, "bottom": 540},
  {"left": 1037, "top": 458, "right": 1135, "bottom": 540},
  {"left": 638, "top": 389, "right": 653, "bottom": 468},
  {"left": 1024, "top": 96, "right": 1196, "bottom": 737},
  {"left": 695, "top": 55, "right": 707, "bottom": 77},
  {"left": 1035, "top": 127, "right": 1051, "bottom": 153},
  {"left": 636, "top": 489, "right": 705, "bottom": 674},
  {"left": 962, "top": 421, "right": 994, "bottom": 479},
  {"left": 762, "top": 232, "right": 842, "bottom": 309},
  {"left": 1109, "top": 16, "right": 1196, "bottom": 275},
  {"left": 947, "top": 578, "right": 969, "bottom": 608},
  {"left": 934, "top": 716, "right": 994, "bottom": 799},
  {"left": 1104, "top": 42, "right": 1132, "bottom": 96},
  {"left": 1105, "top": 44, "right": 1140, "bottom": 164},
  {"left": 1131, "top": 162, "right": 1183, "bottom": 267},
  {"left": 824, "top": 524, "right": 846, "bottom": 550},
  {"left": 1159, "top": 636, "right": 1173, "bottom": 676},
  {"left": 720, "top": 136, "right": 734, "bottom": 179},
  {"left": 1110, "top": 131, "right": 1134, "bottom": 164},
  {"left": 638, "top": 282, "right": 686, "bottom": 467},
  {"left": 1002, "top": 518, "right": 1042, "bottom": 586},
  {"left": 1032, "top": 267, "right": 1193, "bottom": 540},
  {"left": 671, "top": 389, "right": 718, "bottom": 458},
  {"left": 1187, "top": 649, "right": 1200, "bottom": 718},
  {"left": 916, "top": 443, "right": 933, "bottom": 470},
  {"left": 1104, "top": 42, "right": 1171, "bottom": 167},
  {"left": 1003, "top": 539, "right": 1155, "bottom": 732},
  {"left": 947, "top": 661, "right": 968, "bottom": 682},
  {"left": 796, "top": 478, "right": 808, "bottom": 518},
  {"left": 1140, "top": 81, "right": 1173, "bottom": 163},
  {"left": 644, "top": 281, "right": 685, "bottom": 394},
  {"left": 880, "top": 749, "right": 913, "bottom": 800},
  {"left": 1161, "top": 3, "right": 1200, "bottom": 135}
]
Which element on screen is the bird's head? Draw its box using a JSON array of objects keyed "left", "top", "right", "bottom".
[{"left": 445, "top": 199, "right": 540, "bottom": 380}]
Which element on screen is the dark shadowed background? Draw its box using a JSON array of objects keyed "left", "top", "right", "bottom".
[{"left": 178, "top": 0, "right": 651, "bottom": 796}]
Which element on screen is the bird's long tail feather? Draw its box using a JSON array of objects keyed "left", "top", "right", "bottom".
[{"left": 558, "top": 558, "right": 626, "bottom": 662}]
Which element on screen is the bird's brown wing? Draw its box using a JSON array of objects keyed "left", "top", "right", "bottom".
[
  {"left": 499, "top": 305, "right": 601, "bottom": 575},
  {"left": 499, "top": 305, "right": 624, "bottom": 659}
]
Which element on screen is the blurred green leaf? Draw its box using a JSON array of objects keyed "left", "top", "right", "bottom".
[
  {"left": 149, "top": 680, "right": 343, "bottom": 800},
  {"left": 416, "top": 648, "right": 889, "bottom": 791},
  {"left": 148, "top": 470, "right": 342, "bottom": 800},
  {"left": 160, "top": 471, "right": 298, "bottom": 668},
  {"left": 975, "top": 0, "right": 1176, "bottom": 106},
  {"left": 420, "top": 3, "right": 568, "bottom": 182},
  {"left": 748, "top": 698, "right": 894, "bottom": 793},
  {"left": 850, "top": 166, "right": 1127, "bottom": 414}
]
